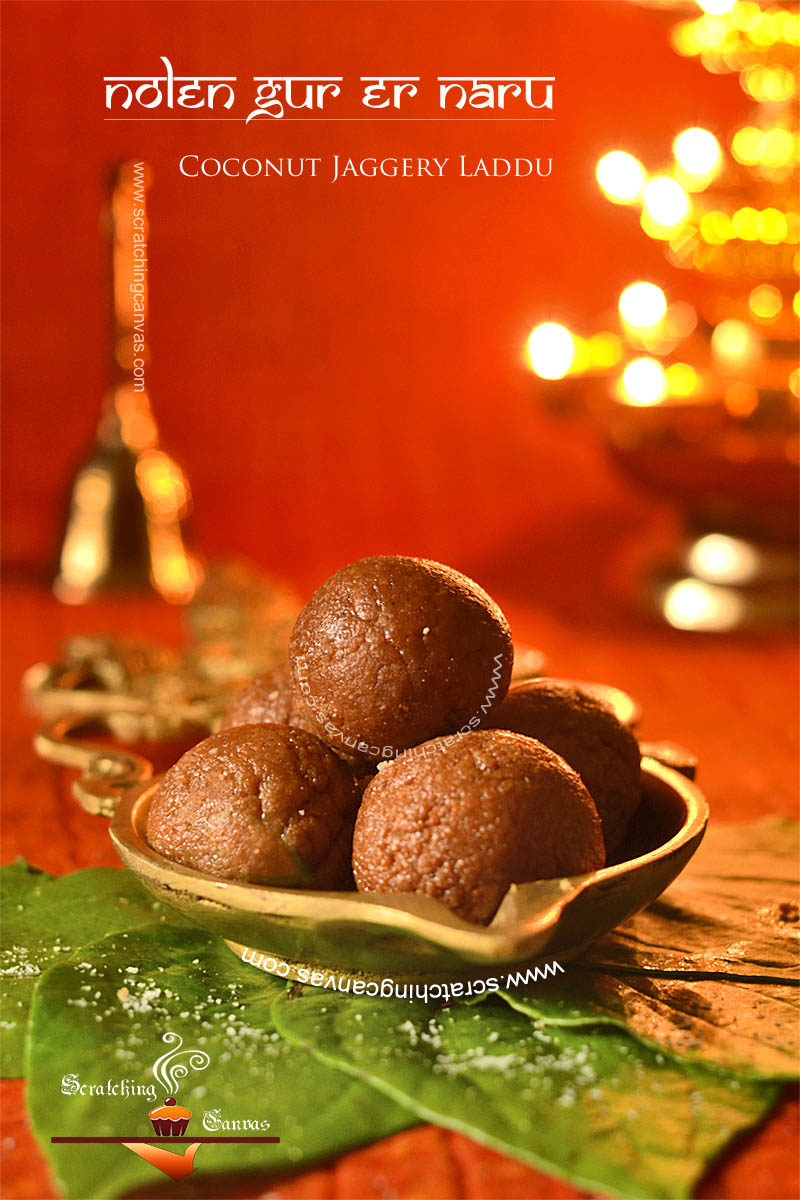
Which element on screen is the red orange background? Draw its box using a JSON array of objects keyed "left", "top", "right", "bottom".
[{"left": 2, "top": 0, "right": 746, "bottom": 592}]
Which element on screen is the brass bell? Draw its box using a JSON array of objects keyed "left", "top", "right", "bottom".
[{"left": 54, "top": 162, "right": 202, "bottom": 605}]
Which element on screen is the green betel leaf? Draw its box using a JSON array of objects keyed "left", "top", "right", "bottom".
[
  {"left": 27, "top": 922, "right": 415, "bottom": 1200},
  {"left": 0, "top": 860, "right": 192, "bottom": 1077},
  {"left": 271, "top": 987, "right": 780, "bottom": 1200}
]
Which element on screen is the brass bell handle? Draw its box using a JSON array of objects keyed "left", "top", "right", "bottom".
[{"left": 34, "top": 717, "right": 154, "bottom": 817}]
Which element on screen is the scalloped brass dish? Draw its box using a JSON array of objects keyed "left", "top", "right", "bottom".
[{"left": 103, "top": 757, "right": 705, "bottom": 983}]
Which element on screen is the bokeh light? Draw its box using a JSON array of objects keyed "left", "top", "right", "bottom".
[
  {"left": 527, "top": 322, "right": 575, "bottom": 379},
  {"left": 665, "top": 363, "right": 699, "bottom": 397},
  {"left": 732, "top": 126, "right": 763, "bottom": 165},
  {"left": 697, "top": 0, "right": 735, "bottom": 13},
  {"left": 688, "top": 534, "right": 759, "bottom": 585},
  {"left": 642, "top": 177, "right": 690, "bottom": 228},
  {"left": 618, "top": 282, "right": 667, "bottom": 329},
  {"left": 711, "top": 319, "right": 759, "bottom": 364},
  {"left": 587, "top": 332, "right": 623, "bottom": 369},
  {"left": 663, "top": 579, "right": 744, "bottom": 631},
  {"left": 620, "top": 358, "right": 667, "bottom": 406},
  {"left": 725, "top": 381, "right": 759, "bottom": 417},
  {"left": 742, "top": 65, "right": 796, "bottom": 103},
  {"left": 673, "top": 127, "right": 722, "bottom": 181},
  {"left": 596, "top": 151, "right": 646, "bottom": 203},
  {"left": 748, "top": 284, "right": 783, "bottom": 321}
]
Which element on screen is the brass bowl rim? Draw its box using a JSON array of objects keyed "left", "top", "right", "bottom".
[{"left": 109, "top": 757, "right": 708, "bottom": 960}]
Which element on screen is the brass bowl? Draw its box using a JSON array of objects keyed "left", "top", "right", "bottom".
[
  {"left": 32, "top": 681, "right": 703, "bottom": 984},
  {"left": 107, "top": 757, "right": 707, "bottom": 984}
]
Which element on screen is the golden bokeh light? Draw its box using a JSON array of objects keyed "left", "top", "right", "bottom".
[
  {"left": 742, "top": 65, "right": 796, "bottom": 103},
  {"left": 526, "top": 322, "right": 575, "bottom": 380},
  {"left": 618, "top": 281, "right": 668, "bottom": 329},
  {"left": 748, "top": 283, "right": 783, "bottom": 321},
  {"left": 665, "top": 362, "right": 699, "bottom": 397},
  {"left": 711, "top": 318, "right": 759, "bottom": 364},
  {"left": 732, "top": 125, "right": 763, "bottom": 165},
  {"left": 759, "top": 208, "right": 788, "bottom": 243},
  {"left": 761, "top": 127, "right": 795, "bottom": 168},
  {"left": 662, "top": 578, "right": 744, "bottom": 632},
  {"left": 596, "top": 151, "right": 646, "bottom": 204},
  {"left": 699, "top": 210, "right": 733, "bottom": 244},
  {"left": 642, "top": 177, "right": 690, "bottom": 228},
  {"left": 570, "top": 334, "right": 591, "bottom": 374},
  {"left": 673, "top": 127, "right": 722, "bottom": 182},
  {"left": 731, "top": 0, "right": 760, "bottom": 27},
  {"left": 587, "top": 332, "right": 623, "bottom": 369},
  {"left": 688, "top": 534, "right": 759, "bottom": 586},
  {"left": 620, "top": 357, "right": 668, "bottom": 406},
  {"left": 731, "top": 206, "right": 760, "bottom": 240}
]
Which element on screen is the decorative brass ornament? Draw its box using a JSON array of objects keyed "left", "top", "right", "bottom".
[{"left": 25, "top": 561, "right": 301, "bottom": 742}]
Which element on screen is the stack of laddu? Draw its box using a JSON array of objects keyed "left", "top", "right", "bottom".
[{"left": 146, "top": 556, "right": 641, "bottom": 925}]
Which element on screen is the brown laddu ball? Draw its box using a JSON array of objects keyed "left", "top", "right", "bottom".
[
  {"left": 220, "top": 663, "right": 370, "bottom": 776},
  {"left": 352, "top": 729, "right": 605, "bottom": 925},
  {"left": 220, "top": 663, "right": 311, "bottom": 732},
  {"left": 145, "top": 725, "right": 359, "bottom": 888},
  {"left": 288, "top": 555, "right": 514, "bottom": 766},
  {"left": 486, "top": 679, "right": 641, "bottom": 855}
]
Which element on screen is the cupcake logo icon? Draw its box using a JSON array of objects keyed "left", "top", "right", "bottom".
[
  {"left": 53, "top": 1030, "right": 278, "bottom": 1184},
  {"left": 148, "top": 1032, "right": 210, "bottom": 1137}
]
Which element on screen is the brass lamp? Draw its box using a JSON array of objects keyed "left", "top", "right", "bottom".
[{"left": 526, "top": 0, "right": 798, "bottom": 631}]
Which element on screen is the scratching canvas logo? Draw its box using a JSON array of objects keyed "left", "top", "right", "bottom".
[
  {"left": 125, "top": 1032, "right": 210, "bottom": 1179},
  {"left": 53, "top": 1032, "right": 279, "bottom": 1181}
]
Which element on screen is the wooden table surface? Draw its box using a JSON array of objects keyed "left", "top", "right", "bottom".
[{"left": 2, "top": 573, "right": 798, "bottom": 1200}]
